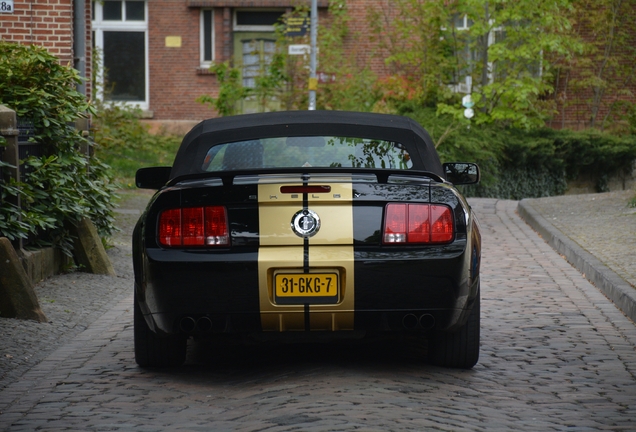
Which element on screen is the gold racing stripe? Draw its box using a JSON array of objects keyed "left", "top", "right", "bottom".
[{"left": 257, "top": 180, "right": 354, "bottom": 331}]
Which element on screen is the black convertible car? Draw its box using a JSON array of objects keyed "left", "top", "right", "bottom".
[{"left": 133, "top": 111, "right": 481, "bottom": 369}]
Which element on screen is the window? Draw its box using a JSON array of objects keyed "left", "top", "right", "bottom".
[
  {"left": 448, "top": 14, "right": 478, "bottom": 93},
  {"left": 200, "top": 9, "right": 214, "bottom": 66},
  {"left": 92, "top": 1, "right": 148, "bottom": 109},
  {"left": 201, "top": 137, "right": 413, "bottom": 172},
  {"left": 242, "top": 39, "right": 276, "bottom": 88},
  {"left": 447, "top": 14, "right": 542, "bottom": 93}
]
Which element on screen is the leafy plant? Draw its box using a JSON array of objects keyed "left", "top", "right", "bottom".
[
  {"left": 0, "top": 41, "right": 116, "bottom": 254},
  {"left": 196, "top": 1, "right": 380, "bottom": 115},
  {"left": 406, "top": 106, "right": 636, "bottom": 199},
  {"left": 367, "top": 0, "right": 583, "bottom": 129},
  {"left": 196, "top": 62, "right": 251, "bottom": 117}
]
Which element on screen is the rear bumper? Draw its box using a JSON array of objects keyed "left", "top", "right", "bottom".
[{"left": 136, "top": 244, "right": 478, "bottom": 336}]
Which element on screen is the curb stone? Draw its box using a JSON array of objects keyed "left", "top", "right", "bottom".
[{"left": 518, "top": 198, "right": 636, "bottom": 323}]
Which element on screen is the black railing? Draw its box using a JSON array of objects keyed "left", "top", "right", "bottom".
[{"left": 17, "top": 117, "right": 41, "bottom": 176}]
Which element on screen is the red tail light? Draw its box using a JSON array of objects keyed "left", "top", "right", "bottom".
[
  {"left": 159, "top": 206, "right": 229, "bottom": 247},
  {"left": 383, "top": 204, "right": 454, "bottom": 244}
]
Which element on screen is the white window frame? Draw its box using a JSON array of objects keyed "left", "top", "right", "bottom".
[
  {"left": 92, "top": 1, "right": 150, "bottom": 110},
  {"left": 200, "top": 9, "right": 215, "bottom": 67},
  {"left": 233, "top": 9, "right": 283, "bottom": 32}
]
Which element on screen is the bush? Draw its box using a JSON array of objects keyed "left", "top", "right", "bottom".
[
  {"left": 0, "top": 42, "right": 116, "bottom": 254},
  {"left": 92, "top": 105, "right": 181, "bottom": 188},
  {"left": 403, "top": 106, "right": 636, "bottom": 199}
]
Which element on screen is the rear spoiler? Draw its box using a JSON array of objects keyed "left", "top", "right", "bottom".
[{"left": 136, "top": 165, "right": 480, "bottom": 190}]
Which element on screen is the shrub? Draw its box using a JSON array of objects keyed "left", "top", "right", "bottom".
[
  {"left": 0, "top": 42, "right": 116, "bottom": 254},
  {"left": 404, "top": 106, "right": 636, "bottom": 199},
  {"left": 92, "top": 104, "right": 181, "bottom": 187}
]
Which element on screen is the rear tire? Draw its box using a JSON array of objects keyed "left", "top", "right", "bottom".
[
  {"left": 134, "top": 294, "right": 187, "bottom": 367},
  {"left": 428, "top": 292, "right": 480, "bottom": 369}
]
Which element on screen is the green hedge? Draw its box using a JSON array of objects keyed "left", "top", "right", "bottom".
[{"left": 405, "top": 107, "right": 636, "bottom": 199}]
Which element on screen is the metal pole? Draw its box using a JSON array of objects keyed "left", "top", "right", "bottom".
[{"left": 308, "top": 0, "right": 318, "bottom": 110}]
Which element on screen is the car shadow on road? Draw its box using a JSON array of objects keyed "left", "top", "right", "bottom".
[{"left": 147, "top": 335, "right": 449, "bottom": 380}]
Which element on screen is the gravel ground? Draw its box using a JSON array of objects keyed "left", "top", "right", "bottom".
[{"left": 0, "top": 189, "right": 153, "bottom": 390}]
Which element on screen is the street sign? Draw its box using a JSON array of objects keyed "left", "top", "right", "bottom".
[
  {"left": 285, "top": 15, "right": 310, "bottom": 37},
  {"left": 317, "top": 71, "right": 336, "bottom": 84},
  {"left": 289, "top": 44, "right": 311, "bottom": 56},
  {"left": 464, "top": 108, "right": 475, "bottom": 119},
  {"left": 462, "top": 94, "right": 474, "bottom": 109}
]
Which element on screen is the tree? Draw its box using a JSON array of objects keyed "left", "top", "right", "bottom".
[{"left": 368, "top": 0, "right": 582, "bottom": 129}]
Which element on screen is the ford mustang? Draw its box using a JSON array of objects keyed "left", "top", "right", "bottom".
[{"left": 133, "top": 111, "right": 481, "bottom": 369}]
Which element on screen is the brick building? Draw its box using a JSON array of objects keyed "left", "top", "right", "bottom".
[
  {"left": 0, "top": 0, "right": 92, "bottom": 99},
  {"left": 91, "top": 0, "right": 331, "bottom": 122}
]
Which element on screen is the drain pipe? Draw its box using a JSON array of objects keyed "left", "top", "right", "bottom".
[{"left": 73, "top": 0, "right": 86, "bottom": 96}]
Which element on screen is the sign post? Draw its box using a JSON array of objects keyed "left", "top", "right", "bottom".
[{"left": 308, "top": 0, "right": 318, "bottom": 110}]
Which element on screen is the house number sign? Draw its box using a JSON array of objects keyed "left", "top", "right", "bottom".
[{"left": 0, "top": 0, "right": 14, "bottom": 13}]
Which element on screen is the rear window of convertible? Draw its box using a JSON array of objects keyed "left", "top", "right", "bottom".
[{"left": 201, "top": 136, "right": 414, "bottom": 171}]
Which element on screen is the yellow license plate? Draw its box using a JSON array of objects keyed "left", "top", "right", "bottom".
[{"left": 275, "top": 273, "right": 339, "bottom": 299}]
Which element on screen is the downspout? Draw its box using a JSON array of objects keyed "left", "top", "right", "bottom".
[{"left": 73, "top": 0, "right": 87, "bottom": 96}]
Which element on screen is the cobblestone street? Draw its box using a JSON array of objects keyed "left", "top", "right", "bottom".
[{"left": 0, "top": 197, "right": 635, "bottom": 431}]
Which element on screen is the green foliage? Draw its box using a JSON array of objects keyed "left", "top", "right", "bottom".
[
  {"left": 92, "top": 104, "right": 181, "bottom": 187},
  {"left": 0, "top": 42, "right": 95, "bottom": 151},
  {"left": 0, "top": 41, "right": 116, "bottom": 254},
  {"left": 196, "top": 62, "right": 252, "bottom": 116},
  {"left": 405, "top": 106, "right": 636, "bottom": 199},
  {"left": 367, "top": 0, "right": 582, "bottom": 129},
  {"left": 196, "top": 1, "right": 379, "bottom": 115}
]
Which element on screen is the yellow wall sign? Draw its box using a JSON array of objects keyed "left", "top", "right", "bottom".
[{"left": 165, "top": 36, "right": 182, "bottom": 48}]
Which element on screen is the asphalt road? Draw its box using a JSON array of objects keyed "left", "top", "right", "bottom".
[{"left": 0, "top": 193, "right": 635, "bottom": 431}]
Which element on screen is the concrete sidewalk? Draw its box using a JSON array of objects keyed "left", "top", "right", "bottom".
[{"left": 518, "top": 190, "right": 636, "bottom": 323}]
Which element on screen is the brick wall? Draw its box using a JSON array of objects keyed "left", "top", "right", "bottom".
[
  {"left": 550, "top": 9, "right": 636, "bottom": 131},
  {"left": 0, "top": 0, "right": 73, "bottom": 63},
  {"left": 342, "top": 0, "right": 392, "bottom": 76},
  {"left": 147, "top": 0, "right": 218, "bottom": 120},
  {"left": 0, "top": 0, "right": 92, "bottom": 100}
]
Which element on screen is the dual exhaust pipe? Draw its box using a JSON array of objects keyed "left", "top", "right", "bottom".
[
  {"left": 402, "top": 313, "right": 436, "bottom": 330},
  {"left": 179, "top": 316, "right": 215, "bottom": 334}
]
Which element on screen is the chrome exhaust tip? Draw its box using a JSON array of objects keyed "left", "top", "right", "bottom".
[
  {"left": 402, "top": 314, "right": 419, "bottom": 329},
  {"left": 179, "top": 316, "right": 196, "bottom": 333},
  {"left": 419, "top": 314, "right": 435, "bottom": 330},
  {"left": 196, "top": 316, "right": 213, "bottom": 332}
]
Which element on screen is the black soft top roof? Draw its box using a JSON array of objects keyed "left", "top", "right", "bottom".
[{"left": 170, "top": 110, "right": 443, "bottom": 179}]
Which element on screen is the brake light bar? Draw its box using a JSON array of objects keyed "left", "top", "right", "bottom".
[
  {"left": 280, "top": 185, "right": 332, "bottom": 194},
  {"left": 383, "top": 203, "right": 454, "bottom": 244},
  {"left": 159, "top": 206, "right": 229, "bottom": 247}
]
